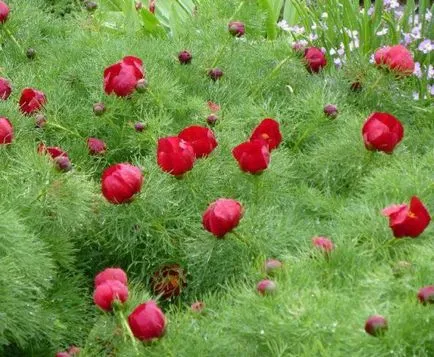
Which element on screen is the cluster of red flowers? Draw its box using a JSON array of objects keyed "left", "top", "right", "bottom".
[{"left": 93, "top": 268, "right": 166, "bottom": 341}]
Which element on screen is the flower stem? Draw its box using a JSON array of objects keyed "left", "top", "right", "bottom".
[
  {"left": 3, "top": 27, "right": 24, "bottom": 53},
  {"left": 232, "top": 230, "right": 250, "bottom": 246},
  {"left": 116, "top": 308, "right": 139, "bottom": 355},
  {"left": 47, "top": 122, "right": 82, "bottom": 138}
]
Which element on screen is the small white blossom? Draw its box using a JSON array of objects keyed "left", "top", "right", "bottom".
[
  {"left": 376, "top": 28, "right": 389, "bottom": 36},
  {"left": 321, "top": 12, "right": 328, "bottom": 19},
  {"left": 308, "top": 33, "right": 318, "bottom": 41},
  {"left": 428, "top": 85, "right": 434, "bottom": 96},
  {"left": 369, "top": 54, "right": 375, "bottom": 64},
  {"left": 413, "top": 62, "right": 423, "bottom": 78},
  {"left": 277, "top": 20, "right": 290, "bottom": 32},
  {"left": 289, "top": 25, "right": 305, "bottom": 35},
  {"left": 334, "top": 58, "right": 343, "bottom": 68},
  {"left": 418, "top": 39, "right": 433, "bottom": 54},
  {"left": 426, "top": 10, "right": 432, "bottom": 22},
  {"left": 329, "top": 48, "right": 337, "bottom": 56},
  {"left": 412, "top": 91, "right": 420, "bottom": 100},
  {"left": 428, "top": 65, "right": 434, "bottom": 80},
  {"left": 367, "top": 6, "right": 374, "bottom": 16},
  {"left": 411, "top": 25, "right": 421, "bottom": 40}
]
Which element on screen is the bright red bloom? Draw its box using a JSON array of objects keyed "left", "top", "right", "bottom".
[
  {"left": 312, "top": 236, "right": 334, "bottom": 253},
  {"left": 94, "top": 267, "right": 128, "bottom": 287},
  {"left": 228, "top": 21, "right": 245, "bottom": 37},
  {"left": 202, "top": 198, "right": 244, "bottom": 238},
  {"left": 93, "top": 280, "right": 128, "bottom": 311},
  {"left": 104, "top": 56, "right": 145, "bottom": 97},
  {"left": 417, "top": 285, "right": 434, "bottom": 305},
  {"left": 178, "top": 125, "right": 218, "bottom": 158},
  {"left": 128, "top": 300, "right": 166, "bottom": 341},
  {"left": 101, "top": 163, "right": 143, "bottom": 204},
  {"left": 150, "top": 264, "right": 187, "bottom": 299},
  {"left": 304, "top": 47, "right": 327, "bottom": 73},
  {"left": 0, "top": 1, "right": 9, "bottom": 23},
  {"left": 0, "top": 77, "right": 11, "bottom": 100},
  {"left": 0, "top": 117, "right": 13, "bottom": 145},
  {"left": 365, "top": 315, "right": 388, "bottom": 336},
  {"left": 374, "top": 45, "right": 415, "bottom": 76},
  {"left": 87, "top": 137, "right": 107, "bottom": 155},
  {"left": 37, "top": 143, "right": 68, "bottom": 159},
  {"left": 250, "top": 118, "right": 282, "bottom": 151},
  {"left": 382, "top": 196, "right": 431, "bottom": 238},
  {"left": 232, "top": 139, "right": 270, "bottom": 174},
  {"left": 362, "top": 112, "right": 404, "bottom": 154},
  {"left": 157, "top": 136, "right": 195, "bottom": 176},
  {"left": 19, "top": 88, "right": 47, "bottom": 115},
  {"left": 256, "top": 279, "right": 277, "bottom": 295}
]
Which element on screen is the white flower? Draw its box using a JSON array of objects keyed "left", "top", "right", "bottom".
[
  {"left": 334, "top": 58, "right": 343, "bottom": 68},
  {"left": 401, "top": 32, "right": 412, "bottom": 46},
  {"left": 413, "top": 62, "right": 423, "bottom": 78},
  {"left": 412, "top": 91, "right": 420, "bottom": 100},
  {"left": 277, "top": 20, "right": 290, "bottom": 32},
  {"left": 329, "top": 48, "right": 337, "bottom": 56},
  {"left": 311, "top": 23, "right": 318, "bottom": 31},
  {"left": 369, "top": 54, "right": 375, "bottom": 64},
  {"left": 426, "top": 10, "right": 432, "bottom": 22},
  {"left": 428, "top": 85, "right": 434, "bottom": 96},
  {"left": 289, "top": 25, "right": 305, "bottom": 35},
  {"left": 308, "top": 33, "right": 318, "bottom": 41},
  {"left": 428, "top": 65, "right": 434, "bottom": 80},
  {"left": 376, "top": 28, "right": 389, "bottom": 36},
  {"left": 367, "top": 6, "right": 374, "bottom": 16},
  {"left": 321, "top": 12, "right": 328, "bottom": 19},
  {"left": 417, "top": 39, "right": 433, "bottom": 54},
  {"left": 411, "top": 25, "right": 421, "bottom": 40}
]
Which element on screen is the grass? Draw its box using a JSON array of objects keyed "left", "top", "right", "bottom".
[{"left": 0, "top": 0, "right": 434, "bottom": 356}]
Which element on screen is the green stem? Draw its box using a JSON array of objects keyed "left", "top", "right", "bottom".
[
  {"left": 250, "top": 56, "right": 292, "bottom": 97},
  {"left": 209, "top": 1, "right": 245, "bottom": 68},
  {"left": 116, "top": 308, "right": 139, "bottom": 355},
  {"left": 3, "top": 27, "right": 24, "bottom": 53},
  {"left": 47, "top": 122, "right": 82, "bottom": 138},
  {"left": 231, "top": 230, "right": 250, "bottom": 246}
]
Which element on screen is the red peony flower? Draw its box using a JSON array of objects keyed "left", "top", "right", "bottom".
[
  {"left": 202, "top": 198, "right": 244, "bottom": 238},
  {"left": 374, "top": 45, "right": 415, "bottom": 76},
  {"left": 150, "top": 264, "right": 187, "bottom": 299},
  {"left": 0, "top": 117, "right": 13, "bottom": 145},
  {"left": 128, "top": 300, "right": 166, "bottom": 341},
  {"left": 304, "top": 47, "right": 327, "bottom": 73},
  {"left": 157, "top": 136, "right": 195, "bottom": 176},
  {"left": 256, "top": 279, "right": 277, "bottom": 295},
  {"left": 37, "top": 143, "right": 68, "bottom": 159},
  {"left": 19, "top": 88, "right": 47, "bottom": 115},
  {"left": 364, "top": 315, "right": 388, "bottom": 336},
  {"left": 228, "top": 21, "right": 245, "bottom": 37},
  {"left": 101, "top": 163, "right": 143, "bottom": 204},
  {"left": 417, "top": 285, "right": 434, "bottom": 305},
  {"left": 0, "top": 1, "right": 9, "bottom": 23},
  {"left": 250, "top": 118, "right": 282, "bottom": 151},
  {"left": 312, "top": 236, "right": 334, "bottom": 253},
  {"left": 104, "top": 56, "right": 145, "bottom": 97},
  {"left": 382, "top": 196, "right": 431, "bottom": 238},
  {"left": 93, "top": 280, "right": 128, "bottom": 311},
  {"left": 87, "top": 137, "right": 107, "bottom": 155},
  {"left": 232, "top": 139, "right": 270, "bottom": 174},
  {"left": 178, "top": 125, "right": 218, "bottom": 158},
  {"left": 0, "top": 77, "right": 12, "bottom": 100},
  {"left": 94, "top": 267, "right": 128, "bottom": 287},
  {"left": 362, "top": 112, "right": 403, "bottom": 154}
]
